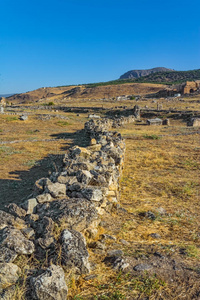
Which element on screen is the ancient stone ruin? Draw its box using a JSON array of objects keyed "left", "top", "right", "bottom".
[
  {"left": 187, "top": 117, "right": 200, "bottom": 127},
  {"left": 0, "top": 109, "right": 139, "bottom": 299}
]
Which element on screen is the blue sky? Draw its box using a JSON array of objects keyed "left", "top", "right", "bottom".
[{"left": 0, "top": 0, "right": 199, "bottom": 94}]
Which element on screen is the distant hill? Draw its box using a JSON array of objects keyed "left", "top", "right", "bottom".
[
  {"left": 134, "top": 69, "right": 200, "bottom": 84},
  {"left": 7, "top": 83, "right": 167, "bottom": 103},
  {"left": 120, "top": 67, "right": 174, "bottom": 79}
]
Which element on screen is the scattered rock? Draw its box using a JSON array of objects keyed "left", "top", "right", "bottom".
[
  {"left": 107, "top": 249, "right": 123, "bottom": 257},
  {"left": 112, "top": 257, "right": 130, "bottom": 271},
  {"left": 149, "top": 233, "right": 161, "bottom": 239},
  {"left": 133, "top": 264, "right": 152, "bottom": 271},
  {"left": 100, "top": 234, "right": 116, "bottom": 241},
  {"left": 31, "top": 264, "right": 68, "bottom": 300},
  {"left": 19, "top": 115, "right": 28, "bottom": 121}
]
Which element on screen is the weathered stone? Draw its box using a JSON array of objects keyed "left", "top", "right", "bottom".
[
  {"left": 133, "top": 105, "right": 140, "bottom": 119},
  {"left": 147, "top": 118, "right": 162, "bottom": 126},
  {"left": 37, "top": 234, "right": 55, "bottom": 249},
  {"left": 57, "top": 175, "right": 77, "bottom": 185},
  {"left": 31, "top": 264, "right": 68, "bottom": 300},
  {"left": 149, "top": 233, "right": 161, "bottom": 239},
  {"left": 36, "top": 193, "right": 53, "bottom": 204},
  {"left": 6, "top": 203, "right": 27, "bottom": 218},
  {"left": 187, "top": 117, "right": 200, "bottom": 127},
  {"left": 36, "top": 198, "right": 99, "bottom": 232},
  {"left": 70, "top": 146, "right": 91, "bottom": 159},
  {"left": 0, "top": 247, "right": 18, "bottom": 263},
  {"left": 89, "top": 241, "right": 106, "bottom": 250},
  {"left": 107, "top": 250, "right": 123, "bottom": 257},
  {"left": 100, "top": 234, "right": 116, "bottom": 241},
  {"left": 19, "top": 115, "right": 28, "bottom": 121},
  {"left": 76, "top": 170, "right": 93, "bottom": 185},
  {"left": 34, "top": 216, "right": 55, "bottom": 237},
  {"left": 162, "top": 118, "right": 170, "bottom": 125},
  {"left": 0, "top": 263, "right": 20, "bottom": 291},
  {"left": 112, "top": 257, "right": 130, "bottom": 271},
  {"left": 45, "top": 179, "right": 66, "bottom": 198},
  {"left": 21, "top": 227, "right": 35, "bottom": 239},
  {"left": 21, "top": 198, "right": 38, "bottom": 214},
  {"left": 0, "top": 210, "right": 25, "bottom": 230},
  {"left": 0, "top": 227, "right": 35, "bottom": 255},
  {"left": 81, "top": 187, "right": 103, "bottom": 202},
  {"left": 60, "top": 229, "right": 90, "bottom": 274},
  {"left": 134, "top": 264, "right": 152, "bottom": 271}
]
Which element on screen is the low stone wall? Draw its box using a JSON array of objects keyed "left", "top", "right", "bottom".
[{"left": 0, "top": 114, "right": 137, "bottom": 299}]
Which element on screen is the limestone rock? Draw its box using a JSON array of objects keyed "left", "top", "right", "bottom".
[
  {"left": 45, "top": 179, "right": 66, "bottom": 198},
  {"left": 0, "top": 263, "right": 20, "bottom": 291},
  {"left": 36, "top": 198, "right": 99, "bottom": 232},
  {"left": 81, "top": 187, "right": 103, "bottom": 202},
  {"left": 60, "top": 229, "right": 90, "bottom": 274},
  {"left": 36, "top": 193, "right": 53, "bottom": 204},
  {"left": 0, "top": 227, "right": 35, "bottom": 255},
  {"left": 69, "top": 146, "right": 91, "bottom": 159},
  {"left": 0, "top": 247, "right": 18, "bottom": 263},
  {"left": 21, "top": 198, "right": 38, "bottom": 214},
  {"left": 6, "top": 203, "right": 27, "bottom": 218},
  {"left": 0, "top": 210, "right": 25, "bottom": 230},
  {"left": 31, "top": 264, "right": 68, "bottom": 300}
]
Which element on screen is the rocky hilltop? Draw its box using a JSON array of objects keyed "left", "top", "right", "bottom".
[{"left": 120, "top": 67, "right": 174, "bottom": 79}]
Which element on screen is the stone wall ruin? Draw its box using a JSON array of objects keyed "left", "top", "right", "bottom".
[{"left": 0, "top": 110, "right": 139, "bottom": 299}]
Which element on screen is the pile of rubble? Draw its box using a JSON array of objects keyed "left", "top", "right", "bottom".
[{"left": 0, "top": 110, "right": 139, "bottom": 299}]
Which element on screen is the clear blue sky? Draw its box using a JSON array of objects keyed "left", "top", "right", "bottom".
[{"left": 0, "top": 0, "right": 200, "bottom": 94}]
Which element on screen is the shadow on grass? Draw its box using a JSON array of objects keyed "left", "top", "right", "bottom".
[
  {"left": 0, "top": 129, "right": 90, "bottom": 210},
  {"left": 50, "top": 129, "right": 90, "bottom": 150}
]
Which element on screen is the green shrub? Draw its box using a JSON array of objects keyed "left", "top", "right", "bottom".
[{"left": 143, "top": 134, "right": 161, "bottom": 140}]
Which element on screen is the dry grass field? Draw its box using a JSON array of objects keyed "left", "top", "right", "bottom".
[
  {"left": 0, "top": 94, "right": 200, "bottom": 299},
  {"left": 66, "top": 120, "right": 200, "bottom": 300},
  {"left": 0, "top": 111, "right": 88, "bottom": 208}
]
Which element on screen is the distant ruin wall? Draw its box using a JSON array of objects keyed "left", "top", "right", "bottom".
[{"left": 183, "top": 81, "right": 200, "bottom": 94}]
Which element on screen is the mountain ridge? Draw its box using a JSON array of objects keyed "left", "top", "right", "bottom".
[{"left": 120, "top": 67, "right": 174, "bottom": 79}]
